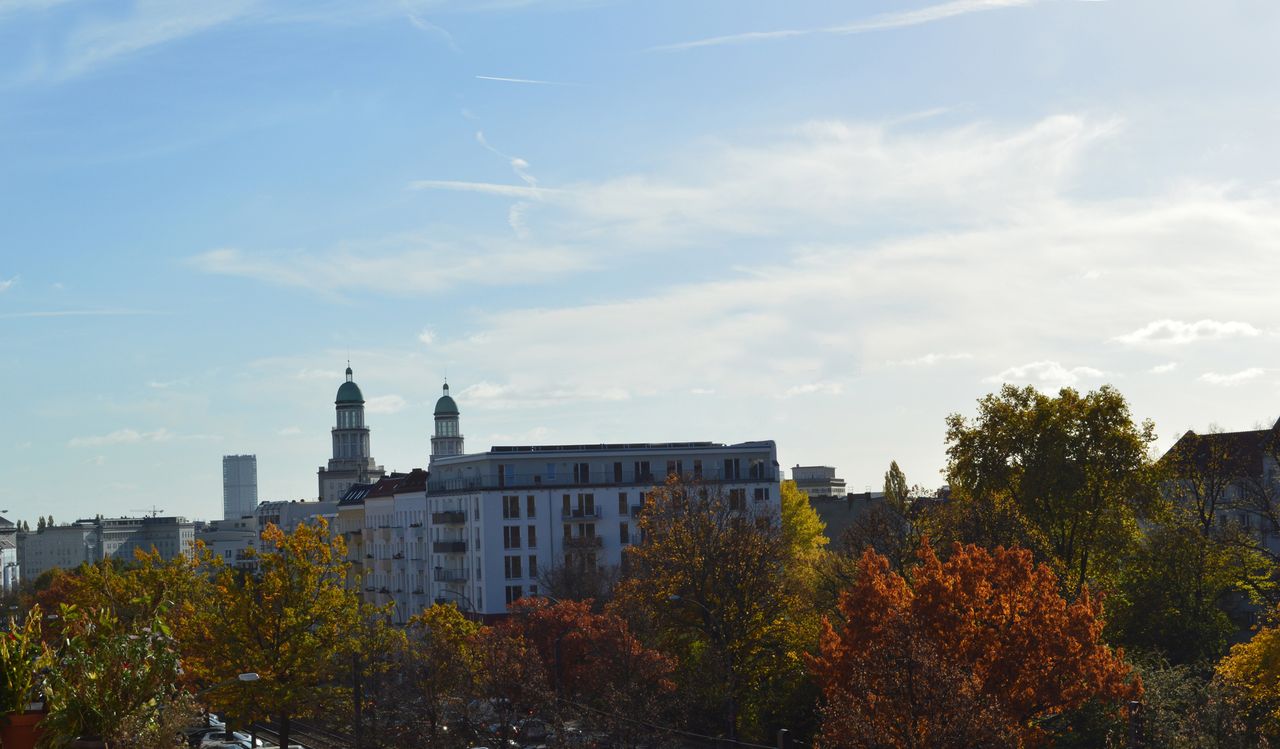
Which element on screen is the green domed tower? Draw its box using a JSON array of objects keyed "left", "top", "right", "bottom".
[
  {"left": 317, "top": 365, "right": 385, "bottom": 501},
  {"left": 430, "top": 381, "right": 464, "bottom": 462}
]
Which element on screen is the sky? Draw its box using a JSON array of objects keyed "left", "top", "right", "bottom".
[{"left": 3, "top": 0, "right": 1280, "bottom": 524}]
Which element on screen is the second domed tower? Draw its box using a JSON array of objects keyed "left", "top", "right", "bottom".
[{"left": 430, "top": 381, "right": 464, "bottom": 463}]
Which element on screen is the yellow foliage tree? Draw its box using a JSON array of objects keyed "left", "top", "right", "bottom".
[{"left": 184, "top": 519, "right": 361, "bottom": 749}]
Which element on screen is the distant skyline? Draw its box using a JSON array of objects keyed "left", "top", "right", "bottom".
[{"left": 4, "top": 0, "right": 1280, "bottom": 524}]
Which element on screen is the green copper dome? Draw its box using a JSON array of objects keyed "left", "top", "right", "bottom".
[
  {"left": 434, "top": 382, "right": 459, "bottom": 416},
  {"left": 336, "top": 366, "right": 365, "bottom": 405}
]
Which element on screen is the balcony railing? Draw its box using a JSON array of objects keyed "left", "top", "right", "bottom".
[
  {"left": 428, "top": 467, "right": 779, "bottom": 494},
  {"left": 561, "top": 507, "right": 602, "bottom": 520},
  {"left": 564, "top": 535, "right": 603, "bottom": 549},
  {"left": 433, "top": 568, "right": 467, "bottom": 582},
  {"left": 433, "top": 540, "right": 467, "bottom": 554},
  {"left": 432, "top": 511, "right": 466, "bottom": 525}
]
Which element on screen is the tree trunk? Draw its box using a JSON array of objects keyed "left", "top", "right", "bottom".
[{"left": 279, "top": 713, "right": 290, "bottom": 749}]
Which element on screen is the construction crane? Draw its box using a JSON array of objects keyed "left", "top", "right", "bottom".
[{"left": 129, "top": 506, "right": 165, "bottom": 518}]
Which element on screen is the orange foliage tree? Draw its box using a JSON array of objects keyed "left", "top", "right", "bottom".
[
  {"left": 503, "top": 597, "right": 677, "bottom": 745},
  {"left": 809, "top": 542, "right": 1138, "bottom": 748}
]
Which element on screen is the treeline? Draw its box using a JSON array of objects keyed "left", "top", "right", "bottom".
[{"left": 8, "top": 383, "right": 1280, "bottom": 748}]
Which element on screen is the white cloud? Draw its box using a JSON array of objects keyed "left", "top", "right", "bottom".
[
  {"left": 1114, "top": 319, "right": 1261, "bottom": 345},
  {"left": 653, "top": 0, "right": 1090, "bottom": 52},
  {"left": 1149, "top": 362, "right": 1178, "bottom": 374},
  {"left": 277, "top": 426, "right": 303, "bottom": 436},
  {"left": 0, "top": 276, "right": 15, "bottom": 292},
  {"left": 88, "top": 455, "right": 106, "bottom": 466},
  {"left": 1199, "top": 368, "right": 1266, "bottom": 386},
  {"left": 365, "top": 394, "right": 408, "bottom": 414},
  {"left": 418, "top": 328, "right": 436, "bottom": 345},
  {"left": 189, "top": 239, "right": 588, "bottom": 296},
  {"left": 890, "top": 352, "right": 973, "bottom": 367},
  {"left": 474, "top": 75, "right": 579, "bottom": 86},
  {"left": 783, "top": 382, "right": 844, "bottom": 398},
  {"left": 406, "top": 179, "right": 558, "bottom": 198},
  {"left": 68, "top": 427, "right": 218, "bottom": 447},
  {"left": 986, "top": 361, "right": 1105, "bottom": 387}
]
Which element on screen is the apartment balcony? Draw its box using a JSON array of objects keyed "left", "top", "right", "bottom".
[
  {"left": 428, "top": 467, "right": 780, "bottom": 494},
  {"left": 433, "top": 540, "right": 467, "bottom": 554},
  {"left": 561, "top": 507, "right": 602, "bottom": 521},
  {"left": 433, "top": 568, "right": 467, "bottom": 582},
  {"left": 564, "top": 535, "right": 603, "bottom": 549},
  {"left": 432, "top": 510, "right": 466, "bottom": 525},
  {"left": 629, "top": 505, "right": 645, "bottom": 518}
]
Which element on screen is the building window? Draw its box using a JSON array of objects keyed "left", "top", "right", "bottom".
[
  {"left": 503, "top": 495, "right": 520, "bottom": 519},
  {"left": 666, "top": 459, "right": 683, "bottom": 478},
  {"left": 613, "top": 462, "right": 624, "bottom": 482},
  {"left": 754, "top": 487, "right": 769, "bottom": 503},
  {"left": 503, "top": 526, "right": 522, "bottom": 549},
  {"left": 749, "top": 458, "right": 767, "bottom": 479},
  {"left": 573, "top": 462, "right": 591, "bottom": 483},
  {"left": 693, "top": 459, "right": 703, "bottom": 478},
  {"left": 562, "top": 494, "right": 572, "bottom": 516},
  {"left": 619, "top": 522, "right": 630, "bottom": 545},
  {"left": 634, "top": 461, "right": 651, "bottom": 482},
  {"left": 528, "top": 525, "right": 537, "bottom": 548},
  {"left": 498, "top": 464, "right": 514, "bottom": 488},
  {"left": 504, "top": 555, "right": 523, "bottom": 579},
  {"left": 724, "top": 458, "right": 741, "bottom": 480},
  {"left": 563, "top": 523, "right": 571, "bottom": 540},
  {"left": 729, "top": 488, "right": 746, "bottom": 511},
  {"left": 546, "top": 463, "right": 557, "bottom": 481},
  {"left": 528, "top": 584, "right": 538, "bottom": 597},
  {"left": 618, "top": 492, "right": 628, "bottom": 515},
  {"left": 528, "top": 555, "right": 538, "bottom": 577},
  {"left": 527, "top": 495, "right": 536, "bottom": 518},
  {"left": 505, "top": 585, "right": 524, "bottom": 605}
]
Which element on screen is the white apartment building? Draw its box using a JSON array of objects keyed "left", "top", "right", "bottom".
[
  {"left": 426, "top": 439, "right": 782, "bottom": 617},
  {"left": 222, "top": 454, "right": 259, "bottom": 521},
  {"left": 18, "top": 516, "right": 194, "bottom": 580},
  {"left": 255, "top": 499, "right": 339, "bottom": 534},
  {"left": 355, "top": 470, "right": 431, "bottom": 624}
]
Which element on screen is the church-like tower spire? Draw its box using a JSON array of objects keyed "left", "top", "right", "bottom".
[
  {"left": 430, "top": 381, "right": 463, "bottom": 463},
  {"left": 317, "top": 364, "right": 385, "bottom": 501}
]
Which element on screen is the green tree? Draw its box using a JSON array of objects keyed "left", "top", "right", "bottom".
[
  {"left": 840, "top": 461, "right": 922, "bottom": 575},
  {"left": 616, "top": 476, "right": 806, "bottom": 741},
  {"left": 185, "top": 519, "right": 362, "bottom": 749},
  {"left": 944, "top": 384, "right": 1159, "bottom": 594}
]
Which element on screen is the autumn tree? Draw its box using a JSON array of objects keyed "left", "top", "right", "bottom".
[
  {"left": 616, "top": 476, "right": 805, "bottom": 741},
  {"left": 944, "top": 384, "right": 1159, "bottom": 594},
  {"left": 839, "top": 461, "right": 922, "bottom": 576},
  {"left": 392, "top": 603, "right": 483, "bottom": 748},
  {"left": 184, "top": 519, "right": 362, "bottom": 749},
  {"left": 504, "top": 597, "right": 677, "bottom": 747},
  {"left": 810, "top": 541, "right": 1138, "bottom": 748},
  {"left": 1216, "top": 607, "right": 1280, "bottom": 738}
]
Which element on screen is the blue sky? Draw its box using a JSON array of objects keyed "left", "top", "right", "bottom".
[{"left": 3, "top": 0, "right": 1280, "bottom": 523}]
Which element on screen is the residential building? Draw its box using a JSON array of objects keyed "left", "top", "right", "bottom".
[
  {"left": 197, "top": 516, "right": 259, "bottom": 572},
  {"left": 255, "top": 499, "right": 339, "bottom": 534},
  {"left": 17, "top": 516, "right": 195, "bottom": 580},
  {"left": 791, "top": 465, "right": 847, "bottom": 499},
  {"left": 359, "top": 470, "right": 431, "bottom": 624},
  {"left": 317, "top": 366, "right": 386, "bottom": 502},
  {"left": 427, "top": 438, "right": 782, "bottom": 617},
  {"left": 0, "top": 516, "right": 16, "bottom": 593},
  {"left": 222, "top": 454, "right": 258, "bottom": 521}
]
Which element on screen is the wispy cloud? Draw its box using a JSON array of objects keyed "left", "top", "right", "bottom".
[
  {"left": 406, "top": 179, "right": 558, "bottom": 198},
  {"left": 189, "top": 240, "right": 589, "bottom": 296},
  {"left": 783, "top": 382, "right": 844, "bottom": 398},
  {"left": 1149, "top": 362, "right": 1178, "bottom": 374},
  {"left": 1114, "top": 319, "right": 1261, "bottom": 345},
  {"left": 365, "top": 394, "right": 408, "bottom": 414},
  {"left": 653, "top": 0, "right": 1075, "bottom": 52},
  {"left": 986, "top": 361, "right": 1104, "bottom": 387},
  {"left": 68, "top": 427, "right": 219, "bottom": 447},
  {"left": 418, "top": 328, "right": 436, "bottom": 345},
  {"left": 474, "top": 74, "right": 579, "bottom": 86},
  {"left": 0, "top": 276, "right": 16, "bottom": 293},
  {"left": 890, "top": 352, "right": 973, "bottom": 367},
  {"left": 277, "top": 426, "right": 303, "bottom": 436},
  {"left": 0, "top": 309, "right": 159, "bottom": 319},
  {"left": 1199, "top": 368, "right": 1266, "bottom": 386}
]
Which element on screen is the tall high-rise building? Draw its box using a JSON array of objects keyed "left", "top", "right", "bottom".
[{"left": 222, "top": 454, "right": 258, "bottom": 520}]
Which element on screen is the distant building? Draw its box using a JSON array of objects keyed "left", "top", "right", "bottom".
[
  {"left": 255, "top": 499, "right": 339, "bottom": 534},
  {"left": 317, "top": 366, "right": 386, "bottom": 502},
  {"left": 17, "top": 516, "right": 195, "bottom": 580},
  {"left": 197, "top": 516, "right": 259, "bottom": 572},
  {"left": 791, "top": 465, "right": 847, "bottom": 499},
  {"left": 430, "top": 382, "right": 464, "bottom": 463},
  {"left": 222, "top": 454, "right": 258, "bottom": 520},
  {"left": 0, "top": 516, "right": 17, "bottom": 593}
]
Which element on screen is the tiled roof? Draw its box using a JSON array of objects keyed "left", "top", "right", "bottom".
[{"left": 1160, "top": 424, "right": 1280, "bottom": 478}]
